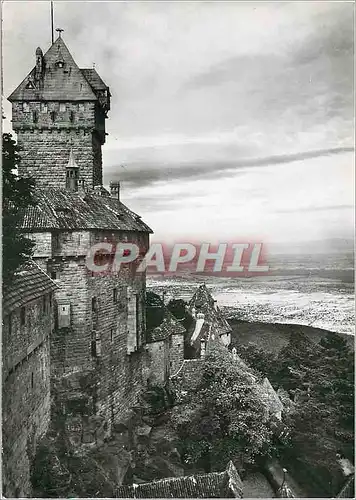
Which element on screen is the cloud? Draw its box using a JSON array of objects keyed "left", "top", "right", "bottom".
[
  {"left": 104, "top": 146, "right": 354, "bottom": 189},
  {"left": 3, "top": 2, "right": 354, "bottom": 245}
]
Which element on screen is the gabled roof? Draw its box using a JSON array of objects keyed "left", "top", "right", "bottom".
[
  {"left": 19, "top": 188, "right": 152, "bottom": 233},
  {"left": 146, "top": 309, "right": 186, "bottom": 343},
  {"left": 3, "top": 260, "right": 58, "bottom": 316},
  {"left": 8, "top": 37, "right": 97, "bottom": 102},
  {"left": 186, "top": 284, "right": 232, "bottom": 348},
  {"left": 117, "top": 461, "right": 243, "bottom": 498}
]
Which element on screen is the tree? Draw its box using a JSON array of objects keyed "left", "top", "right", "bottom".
[
  {"left": 170, "top": 342, "right": 274, "bottom": 472},
  {"left": 167, "top": 298, "right": 193, "bottom": 331},
  {"left": 167, "top": 299, "right": 187, "bottom": 319},
  {"left": 234, "top": 342, "right": 276, "bottom": 379},
  {"left": 2, "top": 133, "right": 35, "bottom": 285}
]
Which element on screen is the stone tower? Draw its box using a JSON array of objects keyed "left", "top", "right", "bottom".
[{"left": 8, "top": 33, "right": 110, "bottom": 190}]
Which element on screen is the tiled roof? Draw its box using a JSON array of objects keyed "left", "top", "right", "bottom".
[
  {"left": 3, "top": 260, "right": 58, "bottom": 316},
  {"left": 188, "top": 284, "right": 232, "bottom": 338},
  {"left": 81, "top": 68, "right": 108, "bottom": 91},
  {"left": 146, "top": 309, "right": 186, "bottom": 343},
  {"left": 19, "top": 188, "right": 152, "bottom": 233},
  {"left": 8, "top": 37, "right": 97, "bottom": 101},
  {"left": 117, "top": 461, "right": 243, "bottom": 498}
]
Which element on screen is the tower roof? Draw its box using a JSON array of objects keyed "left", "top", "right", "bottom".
[
  {"left": 66, "top": 148, "right": 79, "bottom": 169},
  {"left": 8, "top": 36, "right": 99, "bottom": 102}
]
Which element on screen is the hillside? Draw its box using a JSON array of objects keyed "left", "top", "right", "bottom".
[{"left": 228, "top": 319, "right": 354, "bottom": 353}]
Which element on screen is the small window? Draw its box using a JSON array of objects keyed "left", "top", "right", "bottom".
[
  {"left": 110, "top": 328, "right": 114, "bottom": 342},
  {"left": 23, "top": 102, "right": 30, "bottom": 113},
  {"left": 42, "top": 295, "right": 46, "bottom": 313},
  {"left": 31, "top": 372, "right": 34, "bottom": 389},
  {"left": 20, "top": 307, "right": 26, "bottom": 326},
  {"left": 59, "top": 103, "right": 66, "bottom": 112},
  {"left": 92, "top": 297, "right": 97, "bottom": 312},
  {"left": 41, "top": 102, "right": 48, "bottom": 112},
  {"left": 113, "top": 288, "right": 118, "bottom": 303},
  {"left": 51, "top": 271, "right": 59, "bottom": 280},
  {"left": 78, "top": 103, "right": 85, "bottom": 112},
  {"left": 50, "top": 110, "right": 56, "bottom": 122},
  {"left": 32, "top": 110, "right": 38, "bottom": 123},
  {"left": 69, "top": 110, "right": 75, "bottom": 122}
]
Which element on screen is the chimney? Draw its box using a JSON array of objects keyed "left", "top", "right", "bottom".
[
  {"left": 78, "top": 178, "right": 86, "bottom": 196},
  {"left": 93, "top": 185, "right": 102, "bottom": 196},
  {"left": 110, "top": 181, "right": 120, "bottom": 201}
]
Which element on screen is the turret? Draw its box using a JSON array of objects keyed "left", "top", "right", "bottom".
[{"left": 65, "top": 149, "right": 80, "bottom": 192}]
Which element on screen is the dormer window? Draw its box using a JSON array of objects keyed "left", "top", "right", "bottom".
[
  {"left": 26, "top": 80, "right": 36, "bottom": 90},
  {"left": 55, "top": 48, "right": 65, "bottom": 69}
]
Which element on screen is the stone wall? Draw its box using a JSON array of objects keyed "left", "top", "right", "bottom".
[
  {"left": 29, "top": 228, "right": 150, "bottom": 446},
  {"left": 146, "top": 339, "right": 169, "bottom": 386},
  {"left": 2, "top": 295, "right": 52, "bottom": 497},
  {"left": 12, "top": 101, "right": 103, "bottom": 189}
]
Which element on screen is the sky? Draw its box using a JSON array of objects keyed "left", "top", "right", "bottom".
[{"left": 2, "top": 1, "right": 354, "bottom": 248}]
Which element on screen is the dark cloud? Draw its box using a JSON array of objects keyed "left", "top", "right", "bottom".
[{"left": 104, "top": 146, "right": 354, "bottom": 189}]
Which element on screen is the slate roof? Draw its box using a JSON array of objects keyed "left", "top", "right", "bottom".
[
  {"left": 81, "top": 68, "right": 108, "bottom": 91},
  {"left": 8, "top": 37, "right": 101, "bottom": 102},
  {"left": 117, "top": 461, "right": 243, "bottom": 498},
  {"left": 3, "top": 260, "right": 58, "bottom": 316},
  {"left": 19, "top": 188, "right": 152, "bottom": 233},
  {"left": 146, "top": 309, "right": 186, "bottom": 343}
]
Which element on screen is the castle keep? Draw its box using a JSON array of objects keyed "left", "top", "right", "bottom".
[{"left": 8, "top": 34, "right": 109, "bottom": 189}]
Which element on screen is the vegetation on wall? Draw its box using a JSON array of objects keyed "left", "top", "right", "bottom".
[
  {"left": 2, "top": 133, "right": 35, "bottom": 285},
  {"left": 170, "top": 342, "right": 274, "bottom": 473}
]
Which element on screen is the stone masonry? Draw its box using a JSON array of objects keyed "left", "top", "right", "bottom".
[{"left": 2, "top": 262, "right": 57, "bottom": 497}]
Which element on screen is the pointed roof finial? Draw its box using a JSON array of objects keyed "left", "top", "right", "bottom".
[
  {"left": 55, "top": 27, "right": 64, "bottom": 38},
  {"left": 66, "top": 148, "right": 79, "bottom": 170}
]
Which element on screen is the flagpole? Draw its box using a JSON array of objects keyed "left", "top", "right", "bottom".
[{"left": 50, "top": 1, "right": 54, "bottom": 44}]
